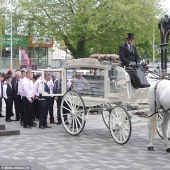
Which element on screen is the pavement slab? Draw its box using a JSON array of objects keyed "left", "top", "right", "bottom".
[{"left": 0, "top": 100, "right": 170, "bottom": 170}]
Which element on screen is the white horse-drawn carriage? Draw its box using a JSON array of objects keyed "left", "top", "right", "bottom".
[{"left": 41, "top": 57, "right": 168, "bottom": 146}]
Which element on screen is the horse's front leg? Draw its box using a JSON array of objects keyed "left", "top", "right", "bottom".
[
  {"left": 148, "top": 114, "right": 156, "bottom": 151},
  {"left": 162, "top": 112, "right": 170, "bottom": 152}
]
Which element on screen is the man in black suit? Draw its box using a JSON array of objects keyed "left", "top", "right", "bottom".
[
  {"left": 3, "top": 75, "right": 13, "bottom": 122},
  {"left": 119, "top": 33, "right": 150, "bottom": 89},
  {"left": 12, "top": 71, "right": 22, "bottom": 120},
  {"left": 0, "top": 73, "right": 6, "bottom": 117}
]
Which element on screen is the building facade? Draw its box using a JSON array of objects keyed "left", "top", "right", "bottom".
[{"left": 1, "top": 35, "right": 71, "bottom": 69}]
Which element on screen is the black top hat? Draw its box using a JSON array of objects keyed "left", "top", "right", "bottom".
[{"left": 126, "top": 33, "right": 135, "bottom": 39}]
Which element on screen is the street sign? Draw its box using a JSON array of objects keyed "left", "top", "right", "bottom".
[{"left": 2, "top": 35, "right": 29, "bottom": 47}]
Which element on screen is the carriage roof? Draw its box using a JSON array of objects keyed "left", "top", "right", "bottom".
[{"left": 63, "top": 58, "right": 112, "bottom": 70}]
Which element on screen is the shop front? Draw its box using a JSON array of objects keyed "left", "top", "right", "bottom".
[{"left": 1, "top": 35, "right": 53, "bottom": 69}]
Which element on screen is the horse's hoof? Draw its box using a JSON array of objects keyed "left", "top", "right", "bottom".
[
  {"left": 148, "top": 146, "right": 154, "bottom": 151},
  {"left": 166, "top": 148, "right": 170, "bottom": 152}
]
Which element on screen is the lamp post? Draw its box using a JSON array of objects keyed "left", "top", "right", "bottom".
[
  {"left": 10, "top": 0, "right": 13, "bottom": 69},
  {"left": 152, "top": 28, "right": 155, "bottom": 70},
  {"left": 66, "top": 48, "right": 67, "bottom": 60},
  {"left": 0, "top": 26, "right": 2, "bottom": 70}
]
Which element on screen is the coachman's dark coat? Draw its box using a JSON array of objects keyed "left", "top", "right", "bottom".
[
  {"left": 119, "top": 43, "right": 150, "bottom": 89},
  {"left": 119, "top": 43, "right": 140, "bottom": 67}
]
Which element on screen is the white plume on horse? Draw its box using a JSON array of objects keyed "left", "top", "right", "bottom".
[{"left": 148, "top": 79, "right": 170, "bottom": 152}]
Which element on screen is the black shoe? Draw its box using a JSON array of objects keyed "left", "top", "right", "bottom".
[
  {"left": 30, "top": 122, "right": 37, "bottom": 127},
  {"left": 39, "top": 125, "right": 45, "bottom": 129},
  {"left": 65, "top": 122, "right": 69, "bottom": 125},
  {"left": 145, "top": 84, "right": 150, "bottom": 87},
  {"left": 32, "top": 121, "right": 37, "bottom": 125},
  {"left": 56, "top": 122, "right": 62, "bottom": 125},
  {"left": 29, "top": 124, "right": 36, "bottom": 127},
  {"left": 50, "top": 120, "right": 57, "bottom": 124},
  {"left": 11, "top": 113, "right": 14, "bottom": 116},
  {"left": 44, "top": 125, "right": 51, "bottom": 128},
  {"left": 23, "top": 125, "right": 32, "bottom": 128},
  {"left": 20, "top": 121, "right": 23, "bottom": 126},
  {"left": 141, "top": 84, "right": 150, "bottom": 88},
  {"left": 6, "top": 119, "right": 11, "bottom": 122},
  {"left": 0, "top": 114, "right": 5, "bottom": 117}
]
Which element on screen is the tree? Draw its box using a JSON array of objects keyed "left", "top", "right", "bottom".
[
  {"left": 3, "top": 0, "right": 163, "bottom": 59},
  {"left": 0, "top": 3, "right": 6, "bottom": 69}
]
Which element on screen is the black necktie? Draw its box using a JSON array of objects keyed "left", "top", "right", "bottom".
[
  {"left": 58, "top": 80, "right": 62, "bottom": 93},
  {"left": 0, "top": 82, "right": 2, "bottom": 98},
  {"left": 16, "top": 80, "right": 18, "bottom": 94}
]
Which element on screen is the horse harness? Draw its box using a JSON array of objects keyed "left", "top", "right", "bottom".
[{"left": 147, "top": 80, "right": 170, "bottom": 118}]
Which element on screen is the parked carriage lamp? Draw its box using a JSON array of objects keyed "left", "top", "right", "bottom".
[{"left": 158, "top": 15, "right": 170, "bottom": 77}]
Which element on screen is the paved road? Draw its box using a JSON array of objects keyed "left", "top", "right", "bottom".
[{"left": 0, "top": 100, "right": 170, "bottom": 170}]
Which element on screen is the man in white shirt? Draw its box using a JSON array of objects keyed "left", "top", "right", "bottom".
[
  {"left": 47, "top": 76, "right": 57, "bottom": 124},
  {"left": 0, "top": 73, "right": 5, "bottom": 117},
  {"left": 38, "top": 73, "right": 51, "bottom": 129},
  {"left": 3, "top": 75, "right": 13, "bottom": 122},
  {"left": 22, "top": 70, "right": 35, "bottom": 128},
  {"left": 33, "top": 74, "right": 42, "bottom": 121},
  {"left": 12, "top": 71, "right": 22, "bottom": 121},
  {"left": 18, "top": 73, "right": 26, "bottom": 126}
]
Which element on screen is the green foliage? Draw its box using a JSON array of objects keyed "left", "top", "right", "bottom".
[
  {"left": 3, "top": 0, "right": 164, "bottom": 59},
  {"left": 0, "top": 4, "right": 5, "bottom": 34}
]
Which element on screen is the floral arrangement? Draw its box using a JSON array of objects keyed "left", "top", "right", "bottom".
[
  {"left": 68, "top": 58, "right": 100, "bottom": 64},
  {"left": 90, "top": 54, "right": 119, "bottom": 61}
]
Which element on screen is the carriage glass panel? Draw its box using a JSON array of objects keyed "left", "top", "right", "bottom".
[
  {"left": 41, "top": 69, "right": 65, "bottom": 96},
  {"left": 66, "top": 68, "right": 104, "bottom": 98},
  {"left": 109, "top": 67, "right": 125, "bottom": 93}
]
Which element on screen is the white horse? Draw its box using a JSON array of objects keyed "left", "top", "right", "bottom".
[{"left": 148, "top": 79, "right": 170, "bottom": 152}]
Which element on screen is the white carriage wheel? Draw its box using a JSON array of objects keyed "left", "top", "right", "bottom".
[
  {"left": 61, "top": 90, "right": 86, "bottom": 135},
  {"left": 102, "top": 109, "right": 110, "bottom": 129},
  {"left": 109, "top": 106, "right": 132, "bottom": 144},
  {"left": 157, "top": 113, "right": 170, "bottom": 140},
  {"left": 102, "top": 103, "right": 115, "bottom": 129}
]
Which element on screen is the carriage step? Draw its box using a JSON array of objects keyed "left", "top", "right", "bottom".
[
  {"left": 131, "top": 104, "right": 148, "bottom": 108},
  {"left": 0, "top": 129, "right": 20, "bottom": 136},
  {"left": 128, "top": 109, "right": 149, "bottom": 114},
  {"left": 108, "top": 93, "right": 120, "bottom": 98},
  {"left": 0, "top": 125, "right": 5, "bottom": 130},
  {"left": 0, "top": 125, "right": 20, "bottom": 136}
]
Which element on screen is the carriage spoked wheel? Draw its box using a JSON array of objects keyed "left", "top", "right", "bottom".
[
  {"left": 102, "top": 103, "right": 115, "bottom": 129},
  {"left": 61, "top": 91, "right": 86, "bottom": 135},
  {"left": 102, "top": 109, "right": 110, "bottom": 129},
  {"left": 157, "top": 113, "right": 170, "bottom": 140},
  {"left": 109, "top": 106, "right": 131, "bottom": 144}
]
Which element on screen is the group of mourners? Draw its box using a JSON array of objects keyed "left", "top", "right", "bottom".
[{"left": 0, "top": 69, "right": 63, "bottom": 129}]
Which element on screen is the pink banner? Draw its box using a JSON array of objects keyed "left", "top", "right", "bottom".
[{"left": 20, "top": 48, "right": 30, "bottom": 66}]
